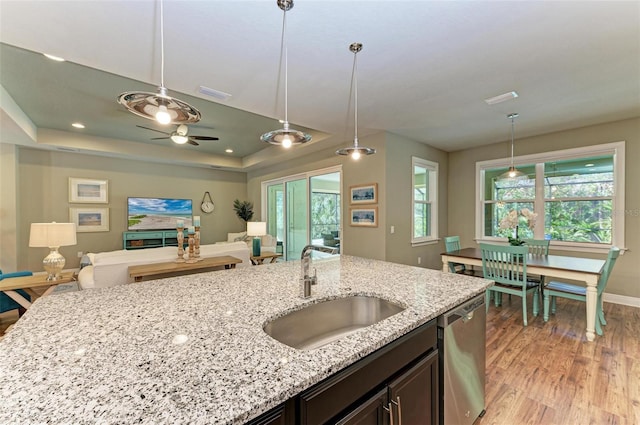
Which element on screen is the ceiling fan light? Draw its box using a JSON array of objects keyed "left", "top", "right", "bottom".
[{"left": 171, "top": 134, "right": 189, "bottom": 144}]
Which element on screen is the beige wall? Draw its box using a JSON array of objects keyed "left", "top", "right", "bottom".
[
  {"left": 385, "top": 134, "right": 449, "bottom": 269},
  {"left": 8, "top": 148, "right": 247, "bottom": 272},
  {"left": 247, "top": 131, "right": 450, "bottom": 265},
  {"left": 448, "top": 117, "right": 640, "bottom": 298},
  {"left": 0, "top": 144, "right": 20, "bottom": 271},
  {"left": 247, "top": 132, "right": 388, "bottom": 260},
  {"left": 3, "top": 117, "right": 637, "bottom": 299}
]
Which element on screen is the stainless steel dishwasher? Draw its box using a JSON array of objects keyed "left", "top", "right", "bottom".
[{"left": 437, "top": 293, "right": 486, "bottom": 425}]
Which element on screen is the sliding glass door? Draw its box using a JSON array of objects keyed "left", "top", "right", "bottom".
[{"left": 263, "top": 166, "right": 341, "bottom": 260}]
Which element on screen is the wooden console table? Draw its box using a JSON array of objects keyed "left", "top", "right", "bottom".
[
  {"left": 250, "top": 253, "right": 283, "bottom": 265},
  {"left": 0, "top": 272, "right": 75, "bottom": 310},
  {"left": 128, "top": 255, "right": 242, "bottom": 282}
]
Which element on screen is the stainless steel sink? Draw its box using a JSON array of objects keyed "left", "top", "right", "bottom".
[{"left": 263, "top": 296, "right": 406, "bottom": 350}]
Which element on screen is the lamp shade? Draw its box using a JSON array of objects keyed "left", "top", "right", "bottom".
[
  {"left": 246, "top": 222, "right": 267, "bottom": 237},
  {"left": 29, "top": 222, "right": 77, "bottom": 248}
]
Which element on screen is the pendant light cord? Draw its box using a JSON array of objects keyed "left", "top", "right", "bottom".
[
  {"left": 159, "top": 0, "right": 165, "bottom": 89},
  {"left": 353, "top": 49, "right": 359, "bottom": 147},
  {"left": 510, "top": 115, "right": 515, "bottom": 167},
  {"left": 281, "top": 7, "right": 288, "bottom": 124}
]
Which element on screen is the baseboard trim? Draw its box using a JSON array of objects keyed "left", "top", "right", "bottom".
[{"left": 603, "top": 292, "right": 640, "bottom": 308}]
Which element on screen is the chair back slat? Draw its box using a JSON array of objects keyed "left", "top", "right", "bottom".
[
  {"left": 444, "top": 236, "right": 461, "bottom": 253},
  {"left": 523, "top": 239, "right": 550, "bottom": 256},
  {"left": 480, "top": 243, "right": 528, "bottom": 286},
  {"left": 597, "top": 247, "right": 620, "bottom": 295}
]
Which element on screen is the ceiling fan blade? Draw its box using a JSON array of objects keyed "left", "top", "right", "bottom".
[
  {"left": 188, "top": 140, "right": 199, "bottom": 146},
  {"left": 136, "top": 125, "right": 171, "bottom": 136},
  {"left": 150, "top": 137, "right": 170, "bottom": 140},
  {"left": 190, "top": 136, "right": 219, "bottom": 141}
]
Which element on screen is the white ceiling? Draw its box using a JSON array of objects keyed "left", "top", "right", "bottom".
[{"left": 1, "top": 1, "right": 638, "bottom": 171}]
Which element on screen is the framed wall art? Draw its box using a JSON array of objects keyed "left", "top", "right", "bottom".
[
  {"left": 69, "top": 177, "right": 109, "bottom": 203},
  {"left": 350, "top": 206, "right": 378, "bottom": 227},
  {"left": 350, "top": 183, "right": 377, "bottom": 205},
  {"left": 70, "top": 207, "right": 110, "bottom": 232}
]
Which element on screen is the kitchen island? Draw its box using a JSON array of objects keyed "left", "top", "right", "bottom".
[{"left": 0, "top": 255, "right": 491, "bottom": 424}]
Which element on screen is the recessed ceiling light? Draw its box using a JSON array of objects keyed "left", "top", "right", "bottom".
[
  {"left": 198, "top": 85, "right": 232, "bottom": 101},
  {"left": 585, "top": 163, "right": 595, "bottom": 167},
  {"left": 225, "top": 148, "right": 233, "bottom": 153},
  {"left": 484, "top": 91, "right": 518, "bottom": 105},
  {"left": 43, "top": 53, "right": 65, "bottom": 62},
  {"left": 72, "top": 123, "right": 85, "bottom": 129}
]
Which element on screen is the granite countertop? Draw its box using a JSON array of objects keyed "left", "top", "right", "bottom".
[{"left": 0, "top": 255, "right": 491, "bottom": 424}]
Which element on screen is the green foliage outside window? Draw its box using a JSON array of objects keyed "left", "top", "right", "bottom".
[
  {"left": 311, "top": 192, "right": 340, "bottom": 239},
  {"left": 485, "top": 155, "right": 614, "bottom": 244}
]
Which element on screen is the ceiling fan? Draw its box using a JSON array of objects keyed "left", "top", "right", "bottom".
[{"left": 137, "top": 124, "right": 219, "bottom": 146}]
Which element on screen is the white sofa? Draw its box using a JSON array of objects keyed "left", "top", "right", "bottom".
[{"left": 78, "top": 241, "right": 251, "bottom": 290}]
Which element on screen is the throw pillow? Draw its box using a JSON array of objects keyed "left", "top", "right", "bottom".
[{"left": 228, "top": 232, "right": 247, "bottom": 243}]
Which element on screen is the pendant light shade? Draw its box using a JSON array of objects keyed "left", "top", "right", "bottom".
[
  {"left": 497, "top": 113, "right": 526, "bottom": 181},
  {"left": 117, "top": 0, "right": 201, "bottom": 125},
  {"left": 336, "top": 43, "right": 376, "bottom": 160},
  {"left": 261, "top": 0, "right": 311, "bottom": 148}
]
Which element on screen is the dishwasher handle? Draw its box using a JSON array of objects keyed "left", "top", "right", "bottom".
[{"left": 438, "top": 294, "right": 485, "bottom": 327}]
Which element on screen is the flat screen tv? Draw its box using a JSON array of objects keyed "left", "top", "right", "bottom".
[{"left": 127, "top": 197, "right": 193, "bottom": 231}]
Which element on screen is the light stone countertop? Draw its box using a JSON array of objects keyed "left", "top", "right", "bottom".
[{"left": 0, "top": 255, "right": 491, "bottom": 424}]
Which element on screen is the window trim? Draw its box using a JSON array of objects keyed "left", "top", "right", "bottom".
[
  {"left": 412, "top": 156, "right": 439, "bottom": 245},
  {"left": 475, "top": 141, "right": 625, "bottom": 253}
]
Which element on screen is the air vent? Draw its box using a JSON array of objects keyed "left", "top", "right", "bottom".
[{"left": 198, "top": 86, "right": 232, "bottom": 101}]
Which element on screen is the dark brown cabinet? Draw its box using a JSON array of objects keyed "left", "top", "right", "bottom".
[
  {"left": 337, "top": 351, "right": 439, "bottom": 425},
  {"left": 247, "top": 319, "right": 438, "bottom": 425}
]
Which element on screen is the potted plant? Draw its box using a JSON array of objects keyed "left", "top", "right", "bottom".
[
  {"left": 500, "top": 208, "right": 537, "bottom": 246},
  {"left": 233, "top": 199, "right": 254, "bottom": 223}
]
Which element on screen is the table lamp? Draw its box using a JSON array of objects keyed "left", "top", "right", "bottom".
[
  {"left": 246, "top": 222, "right": 267, "bottom": 257},
  {"left": 29, "top": 222, "right": 77, "bottom": 281}
]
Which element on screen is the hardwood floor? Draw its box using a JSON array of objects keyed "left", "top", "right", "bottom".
[
  {"left": 480, "top": 294, "right": 639, "bottom": 425},
  {"left": 1, "top": 296, "right": 638, "bottom": 424}
]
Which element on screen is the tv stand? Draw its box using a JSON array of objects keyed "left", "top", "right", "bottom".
[{"left": 123, "top": 230, "right": 189, "bottom": 250}]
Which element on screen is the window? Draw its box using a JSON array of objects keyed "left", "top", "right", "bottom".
[
  {"left": 412, "top": 157, "right": 438, "bottom": 244},
  {"left": 476, "top": 142, "right": 625, "bottom": 251}
]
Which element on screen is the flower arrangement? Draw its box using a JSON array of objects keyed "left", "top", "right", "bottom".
[{"left": 499, "top": 208, "right": 537, "bottom": 246}]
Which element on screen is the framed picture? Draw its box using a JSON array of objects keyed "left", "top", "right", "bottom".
[
  {"left": 350, "top": 206, "right": 378, "bottom": 227},
  {"left": 350, "top": 183, "right": 377, "bottom": 204},
  {"left": 70, "top": 207, "right": 110, "bottom": 232},
  {"left": 69, "top": 177, "right": 108, "bottom": 203}
]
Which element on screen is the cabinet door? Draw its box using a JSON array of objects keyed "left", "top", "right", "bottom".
[
  {"left": 336, "top": 389, "right": 388, "bottom": 425},
  {"left": 246, "top": 404, "right": 287, "bottom": 425},
  {"left": 388, "top": 351, "right": 438, "bottom": 425}
]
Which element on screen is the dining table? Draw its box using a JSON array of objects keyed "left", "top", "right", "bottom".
[{"left": 441, "top": 247, "right": 606, "bottom": 342}]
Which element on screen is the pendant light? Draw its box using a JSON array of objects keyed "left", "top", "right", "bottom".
[
  {"left": 336, "top": 43, "right": 376, "bottom": 160},
  {"left": 260, "top": 0, "right": 311, "bottom": 148},
  {"left": 117, "top": 0, "right": 201, "bottom": 125},
  {"left": 497, "top": 113, "right": 526, "bottom": 181}
]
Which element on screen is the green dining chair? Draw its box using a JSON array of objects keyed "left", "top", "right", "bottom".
[
  {"left": 480, "top": 243, "right": 539, "bottom": 326},
  {"left": 543, "top": 247, "right": 620, "bottom": 336},
  {"left": 444, "top": 236, "right": 482, "bottom": 276},
  {"left": 523, "top": 239, "right": 550, "bottom": 256},
  {"left": 523, "top": 238, "right": 550, "bottom": 285}
]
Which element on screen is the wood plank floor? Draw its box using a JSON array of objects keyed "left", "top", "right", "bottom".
[
  {"left": 1, "top": 296, "right": 638, "bottom": 424},
  {"left": 479, "top": 294, "right": 639, "bottom": 425}
]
